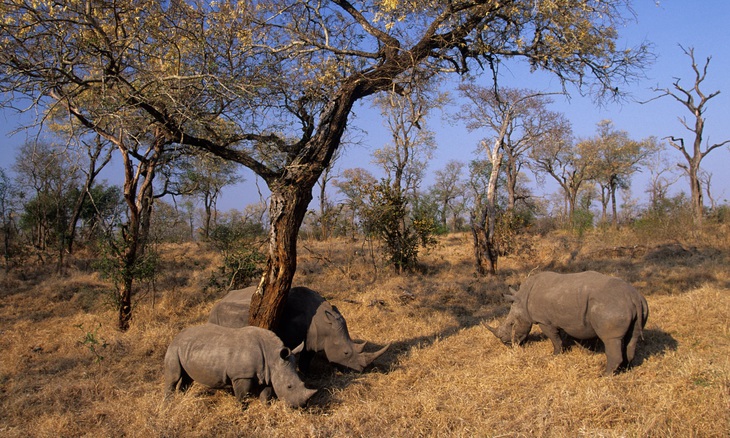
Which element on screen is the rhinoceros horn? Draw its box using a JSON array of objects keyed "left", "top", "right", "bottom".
[
  {"left": 355, "top": 342, "right": 390, "bottom": 369},
  {"left": 484, "top": 323, "right": 500, "bottom": 336},
  {"left": 353, "top": 341, "right": 367, "bottom": 354}
]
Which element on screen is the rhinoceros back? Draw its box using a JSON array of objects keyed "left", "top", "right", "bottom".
[
  {"left": 208, "top": 286, "right": 255, "bottom": 327},
  {"left": 169, "top": 324, "right": 269, "bottom": 389},
  {"left": 208, "top": 286, "right": 321, "bottom": 351},
  {"left": 521, "top": 271, "right": 644, "bottom": 340}
]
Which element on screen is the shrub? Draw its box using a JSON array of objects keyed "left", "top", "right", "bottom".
[
  {"left": 207, "top": 218, "right": 266, "bottom": 290},
  {"left": 361, "top": 180, "right": 437, "bottom": 273}
]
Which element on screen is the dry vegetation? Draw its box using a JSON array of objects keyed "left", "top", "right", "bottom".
[{"left": 1, "top": 227, "right": 729, "bottom": 437}]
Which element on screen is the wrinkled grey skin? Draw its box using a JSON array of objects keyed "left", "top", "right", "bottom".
[
  {"left": 486, "top": 271, "right": 649, "bottom": 376},
  {"left": 208, "top": 286, "right": 389, "bottom": 373},
  {"left": 164, "top": 324, "right": 316, "bottom": 407}
]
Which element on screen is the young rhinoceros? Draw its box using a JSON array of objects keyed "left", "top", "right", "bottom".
[
  {"left": 164, "top": 324, "right": 316, "bottom": 408},
  {"left": 486, "top": 271, "right": 649, "bottom": 376},
  {"left": 208, "top": 286, "right": 389, "bottom": 373}
]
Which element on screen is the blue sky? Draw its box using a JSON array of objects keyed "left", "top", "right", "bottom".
[
  {"left": 1, "top": 1, "right": 728, "bottom": 213},
  {"left": 340, "top": 1, "right": 730, "bottom": 212}
]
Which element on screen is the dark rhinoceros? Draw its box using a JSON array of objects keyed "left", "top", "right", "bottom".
[
  {"left": 486, "top": 271, "right": 649, "bottom": 375},
  {"left": 164, "top": 324, "right": 316, "bottom": 408},
  {"left": 208, "top": 286, "right": 389, "bottom": 373}
]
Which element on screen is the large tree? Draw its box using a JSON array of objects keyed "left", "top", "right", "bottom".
[
  {"left": 372, "top": 79, "right": 441, "bottom": 199},
  {"left": 458, "top": 84, "right": 563, "bottom": 274},
  {"left": 1, "top": 0, "right": 650, "bottom": 329},
  {"left": 649, "top": 46, "right": 730, "bottom": 227}
]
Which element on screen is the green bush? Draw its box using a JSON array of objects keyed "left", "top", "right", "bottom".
[
  {"left": 207, "top": 219, "right": 266, "bottom": 290},
  {"left": 361, "top": 180, "right": 436, "bottom": 273}
]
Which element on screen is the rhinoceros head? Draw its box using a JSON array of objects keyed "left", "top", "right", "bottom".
[
  {"left": 268, "top": 346, "right": 317, "bottom": 408},
  {"left": 309, "top": 302, "right": 389, "bottom": 372},
  {"left": 485, "top": 288, "right": 532, "bottom": 346}
]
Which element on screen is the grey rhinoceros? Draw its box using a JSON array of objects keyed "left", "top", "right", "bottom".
[
  {"left": 164, "top": 324, "right": 317, "bottom": 407},
  {"left": 208, "top": 286, "right": 389, "bottom": 373},
  {"left": 486, "top": 271, "right": 649, "bottom": 375}
]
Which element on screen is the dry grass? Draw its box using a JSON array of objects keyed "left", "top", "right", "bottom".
[{"left": 1, "top": 232, "right": 728, "bottom": 437}]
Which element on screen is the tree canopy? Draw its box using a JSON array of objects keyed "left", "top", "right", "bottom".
[{"left": 1, "top": 0, "right": 651, "bottom": 328}]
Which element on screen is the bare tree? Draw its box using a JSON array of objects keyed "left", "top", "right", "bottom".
[
  {"left": 13, "top": 141, "right": 80, "bottom": 263},
  {"left": 334, "top": 167, "right": 377, "bottom": 237},
  {"left": 458, "top": 85, "right": 563, "bottom": 211},
  {"left": 458, "top": 84, "right": 563, "bottom": 274},
  {"left": 643, "top": 144, "right": 675, "bottom": 207},
  {"left": 372, "top": 82, "right": 441, "bottom": 200},
  {"left": 314, "top": 147, "right": 343, "bottom": 241},
  {"left": 648, "top": 46, "right": 730, "bottom": 227},
  {"left": 0, "top": 0, "right": 651, "bottom": 329}
]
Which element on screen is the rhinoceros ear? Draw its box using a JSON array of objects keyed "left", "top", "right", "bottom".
[
  {"left": 279, "top": 347, "right": 292, "bottom": 360},
  {"left": 323, "top": 309, "right": 338, "bottom": 324},
  {"left": 503, "top": 290, "right": 518, "bottom": 302}
]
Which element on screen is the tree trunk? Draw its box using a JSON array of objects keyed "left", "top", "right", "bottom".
[
  {"left": 248, "top": 184, "right": 312, "bottom": 330},
  {"left": 505, "top": 155, "right": 518, "bottom": 212},
  {"left": 118, "top": 236, "right": 136, "bottom": 331},
  {"left": 471, "top": 143, "right": 503, "bottom": 276},
  {"left": 471, "top": 219, "right": 498, "bottom": 275},
  {"left": 203, "top": 192, "right": 212, "bottom": 239},
  {"left": 599, "top": 185, "right": 609, "bottom": 224},
  {"left": 471, "top": 218, "right": 487, "bottom": 276},
  {"left": 116, "top": 136, "right": 161, "bottom": 331},
  {"left": 610, "top": 181, "right": 619, "bottom": 228},
  {"left": 688, "top": 160, "right": 703, "bottom": 228},
  {"left": 319, "top": 171, "right": 330, "bottom": 241}
]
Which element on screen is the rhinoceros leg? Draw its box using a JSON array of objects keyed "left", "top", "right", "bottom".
[
  {"left": 602, "top": 337, "right": 625, "bottom": 376},
  {"left": 625, "top": 319, "right": 641, "bottom": 366},
  {"left": 538, "top": 323, "right": 564, "bottom": 355},
  {"left": 231, "top": 377, "right": 255, "bottom": 403},
  {"left": 258, "top": 386, "right": 274, "bottom": 404},
  {"left": 164, "top": 355, "right": 193, "bottom": 397}
]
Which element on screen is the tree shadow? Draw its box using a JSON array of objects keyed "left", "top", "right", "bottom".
[{"left": 303, "top": 305, "right": 509, "bottom": 409}]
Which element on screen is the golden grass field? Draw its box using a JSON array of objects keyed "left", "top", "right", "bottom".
[{"left": 1, "top": 227, "right": 728, "bottom": 437}]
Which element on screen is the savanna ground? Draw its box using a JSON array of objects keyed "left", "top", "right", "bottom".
[{"left": 1, "top": 225, "right": 729, "bottom": 437}]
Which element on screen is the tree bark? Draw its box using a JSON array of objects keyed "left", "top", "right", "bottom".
[
  {"left": 610, "top": 180, "right": 619, "bottom": 227},
  {"left": 248, "top": 183, "right": 312, "bottom": 330},
  {"left": 688, "top": 159, "right": 703, "bottom": 228},
  {"left": 471, "top": 142, "right": 503, "bottom": 276}
]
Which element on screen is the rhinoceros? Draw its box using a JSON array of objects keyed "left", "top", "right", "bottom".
[
  {"left": 486, "top": 271, "right": 649, "bottom": 376},
  {"left": 164, "top": 324, "right": 317, "bottom": 407},
  {"left": 208, "top": 286, "right": 389, "bottom": 373}
]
